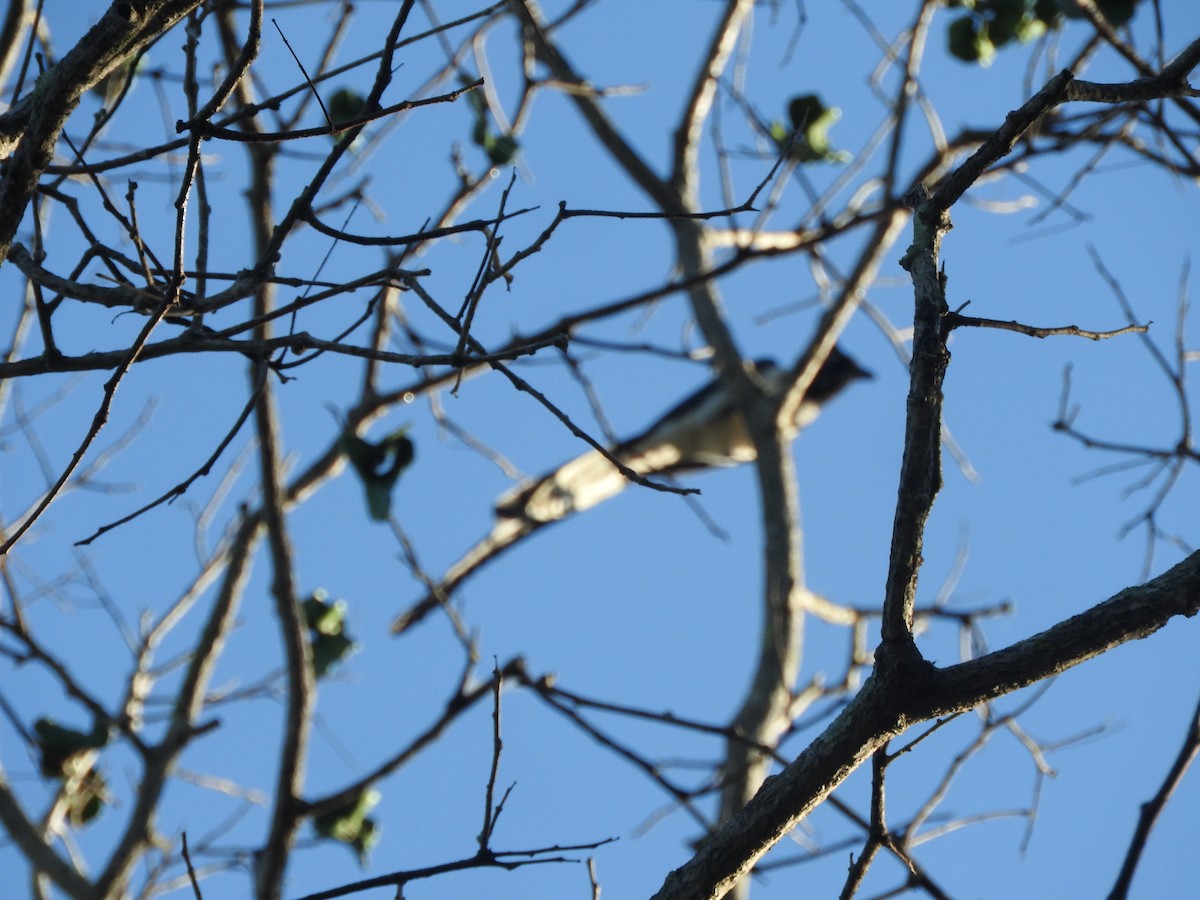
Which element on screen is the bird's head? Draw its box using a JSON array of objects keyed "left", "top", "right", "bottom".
[{"left": 753, "top": 346, "right": 872, "bottom": 402}]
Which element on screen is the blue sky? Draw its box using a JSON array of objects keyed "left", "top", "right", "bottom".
[{"left": 1, "top": 2, "right": 1198, "bottom": 898}]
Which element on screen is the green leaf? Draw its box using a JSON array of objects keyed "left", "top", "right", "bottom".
[
  {"left": 1033, "top": 0, "right": 1061, "bottom": 21},
  {"left": 464, "top": 71, "right": 496, "bottom": 151},
  {"left": 484, "top": 132, "right": 520, "bottom": 165},
  {"left": 1015, "top": 15, "right": 1047, "bottom": 41},
  {"left": 472, "top": 116, "right": 489, "bottom": 147},
  {"left": 66, "top": 768, "right": 108, "bottom": 828},
  {"left": 987, "top": 0, "right": 1027, "bottom": 45},
  {"left": 314, "top": 789, "right": 381, "bottom": 865},
  {"left": 778, "top": 94, "right": 850, "bottom": 164},
  {"left": 302, "top": 589, "right": 343, "bottom": 635},
  {"left": 32, "top": 720, "right": 109, "bottom": 827},
  {"left": 329, "top": 88, "right": 367, "bottom": 127},
  {"left": 340, "top": 426, "right": 415, "bottom": 521},
  {"left": 328, "top": 87, "right": 368, "bottom": 147},
  {"left": 787, "top": 94, "right": 825, "bottom": 132},
  {"left": 948, "top": 15, "right": 996, "bottom": 65},
  {"left": 460, "top": 70, "right": 486, "bottom": 113},
  {"left": 34, "top": 718, "right": 108, "bottom": 778},
  {"left": 311, "top": 630, "right": 357, "bottom": 678},
  {"left": 301, "top": 591, "right": 358, "bottom": 678}
]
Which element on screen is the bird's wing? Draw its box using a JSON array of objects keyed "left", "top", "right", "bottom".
[
  {"left": 611, "top": 366, "right": 767, "bottom": 475},
  {"left": 496, "top": 449, "right": 626, "bottom": 522}
]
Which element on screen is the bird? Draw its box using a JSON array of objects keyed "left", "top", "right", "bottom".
[
  {"left": 495, "top": 347, "right": 871, "bottom": 523},
  {"left": 392, "top": 346, "right": 871, "bottom": 634}
]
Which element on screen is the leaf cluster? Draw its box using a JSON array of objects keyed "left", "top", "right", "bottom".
[
  {"left": 769, "top": 93, "right": 851, "bottom": 164},
  {"left": 339, "top": 425, "right": 416, "bottom": 521},
  {"left": 945, "top": 0, "right": 1143, "bottom": 66},
  {"left": 313, "top": 788, "right": 381, "bottom": 865},
  {"left": 301, "top": 590, "right": 359, "bottom": 678},
  {"left": 33, "top": 718, "right": 110, "bottom": 827}
]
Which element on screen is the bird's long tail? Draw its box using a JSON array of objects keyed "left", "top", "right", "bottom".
[
  {"left": 391, "top": 449, "right": 635, "bottom": 635},
  {"left": 391, "top": 515, "right": 539, "bottom": 634}
]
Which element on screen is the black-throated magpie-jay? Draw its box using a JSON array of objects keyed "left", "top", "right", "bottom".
[
  {"left": 391, "top": 347, "right": 871, "bottom": 633},
  {"left": 495, "top": 347, "right": 871, "bottom": 523}
]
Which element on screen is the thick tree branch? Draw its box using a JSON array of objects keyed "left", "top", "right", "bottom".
[{"left": 654, "top": 550, "right": 1200, "bottom": 899}]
